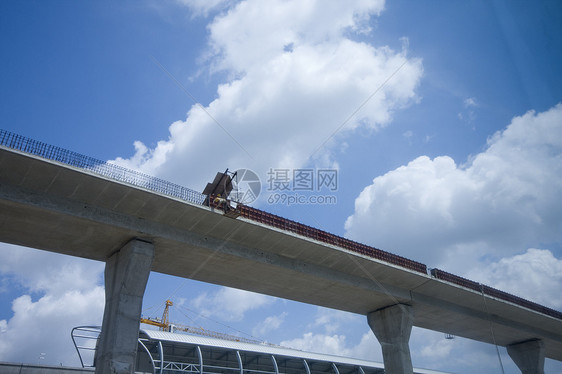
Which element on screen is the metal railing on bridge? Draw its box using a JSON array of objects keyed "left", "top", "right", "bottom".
[{"left": 0, "top": 129, "right": 206, "bottom": 205}]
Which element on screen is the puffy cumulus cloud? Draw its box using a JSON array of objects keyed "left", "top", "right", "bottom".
[
  {"left": 344, "top": 104, "right": 562, "bottom": 371},
  {"left": 280, "top": 330, "right": 384, "bottom": 363},
  {"left": 207, "top": 0, "right": 385, "bottom": 73},
  {"left": 345, "top": 104, "right": 562, "bottom": 268},
  {"left": 276, "top": 306, "right": 381, "bottom": 360},
  {"left": 252, "top": 312, "right": 287, "bottom": 337},
  {"left": 192, "top": 286, "right": 276, "bottom": 321},
  {"left": 466, "top": 248, "right": 562, "bottom": 310},
  {"left": 409, "top": 328, "right": 512, "bottom": 373},
  {"left": 410, "top": 329, "right": 457, "bottom": 367},
  {"left": 312, "top": 307, "right": 361, "bottom": 334},
  {"left": 275, "top": 318, "right": 523, "bottom": 373},
  {"left": 0, "top": 290, "right": 105, "bottom": 366},
  {"left": 0, "top": 243, "right": 104, "bottom": 296},
  {"left": 112, "top": 0, "right": 422, "bottom": 192},
  {"left": 350, "top": 327, "right": 518, "bottom": 373},
  {"left": 0, "top": 244, "right": 104, "bottom": 366},
  {"left": 348, "top": 331, "right": 383, "bottom": 362},
  {"left": 280, "top": 326, "right": 524, "bottom": 373},
  {"left": 286, "top": 326, "right": 518, "bottom": 373},
  {"left": 280, "top": 332, "right": 351, "bottom": 356},
  {"left": 298, "top": 326, "right": 505, "bottom": 372}
]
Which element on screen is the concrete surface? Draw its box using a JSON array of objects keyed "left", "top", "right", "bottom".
[
  {"left": 368, "top": 304, "right": 414, "bottom": 374},
  {"left": 95, "top": 239, "right": 154, "bottom": 374},
  {"left": 1, "top": 147, "right": 561, "bottom": 363},
  {"left": 507, "top": 339, "right": 545, "bottom": 374}
]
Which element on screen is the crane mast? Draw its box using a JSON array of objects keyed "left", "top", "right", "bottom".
[
  {"left": 140, "top": 299, "right": 173, "bottom": 331},
  {"left": 140, "top": 299, "right": 265, "bottom": 345}
]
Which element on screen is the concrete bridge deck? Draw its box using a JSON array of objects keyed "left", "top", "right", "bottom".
[{"left": 0, "top": 141, "right": 561, "bottom": 372}]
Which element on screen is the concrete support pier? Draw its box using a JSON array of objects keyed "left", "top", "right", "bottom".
[
  {"left": 507, "top": 339, "right": 545, "bottom": 374},
  {"left": 95, "top": 239, "right": 154, "bottom": 374},
  {"left": 367, "top": 304, "right": 414, "bottom": 374}
]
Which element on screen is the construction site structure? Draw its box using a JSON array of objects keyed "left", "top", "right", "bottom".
[{"left": 140, "top": 299, "right": 265, "bottom": 346}]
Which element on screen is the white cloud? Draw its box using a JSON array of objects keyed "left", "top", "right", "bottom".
[
  {"left": 348, "top": 331, "right": 383, "bottom": 362},
  {"left": 409, "top": 328, "right": 511, "bottom": 373},
  {"left": 464, "top": 97, "right": 478, "bottom": 108},
  {"left": 278, "top": 326, "right": 519, "bottom": 373},
  {"left": 413, "top": 329, "right": 454, "bottom": 361},
  {"left": 287, "top": 325, "right": 504, "bottom": 372},
  {"left": 175, "top": 0, "right": 231, "bottom": 17},
  {"left": 192, "top": 286, "right": 276, "bottom": 321},
  {"left": 345, "top": 103, "right": 562, "bottom": 269},
  {"left": 0, "top": 244, "right": 105, "bottom": 366},
  {"left": 0, "top": 244, "right": 104, "bottom": 297},
  {"left": 0, "top": 290, "right": 105, "bottom": 366},
  {"left": 347, "top": 327, "right": 518, "bottom": 373},
  {"left": 279, "top": 329, "right": 384, "bottom": 363},
  {"left": 466, "top": 248, "right": 562, "bottom": 310},
  {"left": 252, "top": 312, "right": 287, "bottom": 337},
  {"left": 112, "top": 0, "right": 423, "bottom": 193},
  {"left": 281, "top": 332, "right": 351, "bottom": 356},
  {"left": 206, "top": 0, "right": 386, "bottom": 73},
  {"left": 312, "top": 307, "right": 361, "bottom": 334},
  {"left": 342, "top": 103, "right": 562, "bottom": 373},
  {"left": 458, "top": 97, "right": 478, "bottom": 123}
]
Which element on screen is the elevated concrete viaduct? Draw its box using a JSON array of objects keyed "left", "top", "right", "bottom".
[{"left": 1, "top": 139, "right": 561, "bottom": 374}]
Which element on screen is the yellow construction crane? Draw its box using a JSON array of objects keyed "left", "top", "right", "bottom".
[
  {"left": 140, "top": 299, "right": 266, "bottom": 345},
  {"left": 140, "top": 299, "right": 173, "bottom": 330}
]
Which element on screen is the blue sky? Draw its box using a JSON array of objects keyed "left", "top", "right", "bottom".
[{"left": 1, "top": 1, "right": 562, "bottom": 372}]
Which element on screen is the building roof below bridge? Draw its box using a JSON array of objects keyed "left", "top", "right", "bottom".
[{"left": 137, "top": 329, "right": 451, "bottom": 374}]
